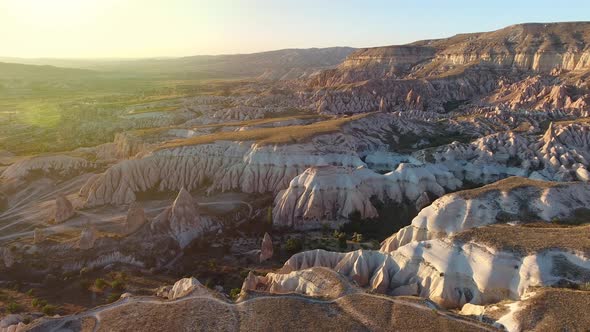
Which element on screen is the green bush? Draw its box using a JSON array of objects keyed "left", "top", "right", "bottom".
[
  {"left": 41, "top": 304, "right": 57, "bottom": 316},
  {"left": 32, "top": 298, "right": 47, "bottom": 308},
  {"left": 230, "top": 288, "right": 241, "bottom": 300},
  {"left": 285, "top": 238, "right": 303, "bottom": 253},
  {"left": 6, "top": 302, "right": 22, "bottom": 313},
  {"left": 337, "top": 233, "right": 347, "bottom": 249},
  {"left": 352, "top": 232, "right": 363, "bottom": 243},
  {"left": 94, "top": 278, "right": 108, "bottom": 290},
  {"left": 111, "top": 280, "right": 126, "bottom": 291},
  {"left": 107, "top": 293, "right": 121, "bottom": 303}
]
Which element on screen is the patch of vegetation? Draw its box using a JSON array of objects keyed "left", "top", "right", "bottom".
[
  {"left": 94, "top": 278, "right": 108, "bottom": 290},
  {"left": 6, "top": 301, "right": 22, "bottom": 313},
  {"left": 41, "top": 304, "right": 58, "bottom": 316},
  {"left": 341, "top": 199, "right": 415, "bottom": 242},
  {"left": 106, "top": 293, "right": 121, "bottom": 303},
  {"left": 158, "top": 113, "right": 371, "bottom": 149},
  {"left": 230, "top": 288, "right": 241, "bottom": 300},
  {"left": 456, "top": 177, "right": 563, "bottom": 200},
  {"left": 285, "top": 238, "right": 303, "bottom": 253}
]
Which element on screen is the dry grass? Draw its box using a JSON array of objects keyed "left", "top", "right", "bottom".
[
  {"left": 28, "top": 291, "right": 492, "bottom": 332},
  {"left": 453, "top": 223, "right": 590, "bottom": 256},
  {"left": 455, "top": 177, "right": 564, "bottom": 200},
  {"left": 190, "top": 114, "right": 326, "bottom": 130},
  {"left": 157, "top": 113, "right": 371, "bottom": 149},
  {"left": 516, "top": 288, "right": 590, "bottom": 331}
]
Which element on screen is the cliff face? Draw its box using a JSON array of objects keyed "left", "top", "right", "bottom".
[{"left": 309, "top": 22, "right": 590, "bottom": 114}]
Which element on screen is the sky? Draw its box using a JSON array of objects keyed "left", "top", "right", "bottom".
[{"left": 0, "top": 0, "right": 589, "bottom": 59}]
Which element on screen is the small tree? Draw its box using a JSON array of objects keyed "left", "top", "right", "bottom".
[
  {"left": 337, "top": 233, "right": 347, "bottom": 249},
  {"left": 285, "top": 238, "right": 303, "bottom": 253},
  {"left": 230, "top": 288, "right": 241, "bottom": 300}
]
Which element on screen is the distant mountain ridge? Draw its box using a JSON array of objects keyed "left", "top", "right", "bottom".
[{"left": 0, "top": 47, "right": 356, "bottom": 80}]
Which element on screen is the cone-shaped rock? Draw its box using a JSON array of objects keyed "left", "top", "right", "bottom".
[
  {"left": 78, "top": 227, "right": 97, "bottom": 250},
  {"left": 54, "top": 193, "right": 75, "bottom": 224},
  {"left": 152, "top": 188, "right": 217, "bottom": 248},
  {"left": 259, "top": 232, "right": 274, "bottom": 262},
  {"left": 125, "top": 202, "right": 146, "bottom": 234}
]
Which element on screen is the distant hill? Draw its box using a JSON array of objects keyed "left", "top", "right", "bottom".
[
  {"left": 0, "top": 62, "right": 97, "bottom": 80},
  {"left": 0, "top": 47, "right": 356, "bottom": 80}
]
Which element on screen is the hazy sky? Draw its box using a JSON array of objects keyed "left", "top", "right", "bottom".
[{"left": 1, "top": 0, "right": 589, "bottom": 58}]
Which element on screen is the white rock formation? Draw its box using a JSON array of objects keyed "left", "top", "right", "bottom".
[
  {"left": 1, "top": 247, "right": 15, "bottom": 268},
  {"left": 83, "top": 140, "right": 366, "bottom": 207},
  {"left": 241, "top": 267, "right": 350, "bottom": 299},
  {"left": 54, "top": 193, "right": 75, "bottom": 224},
  {"left": 259, "top": 232, "right": 273, "bottom": 262},
  {"left": 0, "top": 155, "right": 92, "bottom": 182},
  {"left": 167, "top": 277, "right": 207, "bottom": 300},
  {"left": 151, "top": 188, "right": 217, "bottom": 248},
  {"left": 381, "top": 178, "right": 590, "bottom": 252},
  {"left": 279, "top": 239, "right": 590, "bottom": 309},
  {"left": 273, "top": 163, "right": 461, "bottom": 229}
]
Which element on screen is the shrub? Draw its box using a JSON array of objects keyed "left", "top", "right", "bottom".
[
  {"left": 41, "top": 304, "right": 57, "bottom": 316},
  {"left": 285, "top": 238, "right": 303, "bottom": 253},
  {"left": 111, "top": 280, "right": 126, "bottom": 291},
  {"left": 26, "top": 289, "right": 34, "bottom": 296},
  {"left": 6, "top": 302, "right": 22, "bottom": 313},
  {"left": 229, "top": 288, "right": 241, "bottom": 300},
  {"left": 337, "top": 233, "right": 347, "bottom": 249},
  {"left": 107, "top": 293, "right": 121, "bottom": 303},
  {"left": 94, "top": 278, "right": 108, "bottom": 290},
  {"left": 352, "top": 232, "right": 363, "bottom": 243},
  {"left": 32, "top": 298, "right": 47, "bottom": 308}
]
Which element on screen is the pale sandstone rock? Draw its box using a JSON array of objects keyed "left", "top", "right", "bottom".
[
  {"left": 381, "top": 178, "right": 590, "bottom": 252},
  {"left": 1, "top": 247, "right": 15, "bottom": 268},
  {"left": 259, "top": 232, "right": 273, "bottom": 262},
  {"left": 124, "top": 202, "right": 147, "bottom": 234},
  {"left": 54, "top": 193, "right": 75, "bottom": 224},
  {"left": 241, "top": 267, "right": 350, "bottom": 299},
  {"left": 78, "top": 227, "right": 98, "bottom": 250},
  {"left": 168, "top": 277, "right": 208, "bottom": 300},
  {"left": 273, "top": 164, "right": 461, "bottom": 229},
  {"left": 281, "top": 240, "right": 590, "bottom": 309},
  {"left": 461, "top": 303, "right": 486, "bottom": 317},
  {"left": 0, "top": 155, "right": 92, "bottom": 182},
  {"left": 415, "top": 192, "right": 431, "bottom": 211},
  {"left": 151, "top": 188, "right": 217, "bottom": 248}
]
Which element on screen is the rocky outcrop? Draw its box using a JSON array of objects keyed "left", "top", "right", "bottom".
[
  {"left": 308, "top": 22, "right": 590, "bottom": 114},
  {"left": 78, "top": 227, "right": 98, "bottom": 250},
  {"left": 0, "top": 155, "right": 92, "bottom": 183},
  {"left": 259, "top": 232, "right": 273, "bottom": 262},
  {"left": 273, "top": 163, "right": 461, "bottom": 229},
  {"left": 1, "top": 247, "right": 15, "bottom": 268},
  {"left": 124, "top": 202, "right": 147, "bottom": 234},
  {"left": 167, "top": 277, "right": 208, "bottom": 300},
  {"left": 280, "top": 239, "right": 590, "bottom": 309},
  {"left": 54, "top": 193, "right": 75, "bottom": 224},
  {"left": 485, "top": 76, "right": 590, "bottom": 111},
  {"left": 82, "top": 139, "right": 366, "bottom": 207},
  {"left": 381, "top": 178, "right": 590, "bottom": 252},
  {"left": 241, "top": 267, "right": 351, "bottom": 299},
  {"left": 151, "top": 188, "right": 217, "bottom": 248}
]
